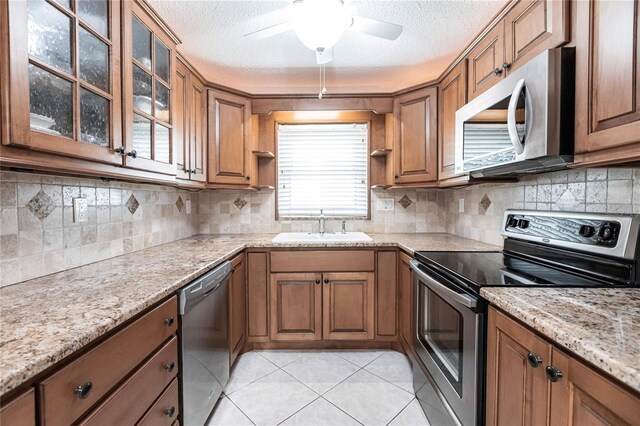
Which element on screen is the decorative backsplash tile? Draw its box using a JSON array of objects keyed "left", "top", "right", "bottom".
[
  {"left": 399, "top": 195, "right": 413, "bottom": 209},
  {"left": 479, "top": 194, "right": 491, "bottom": 214},
  {"left": 233, "top": 197, "right": 247, "bottom": 210},
  {"left": 125, "top": 194, "right": 140, "bottom": 214},
  {"left": 176, "top": 196, "right": 184, "bottom": 212},
  {"left": 26, "top": 190, "right": 55, "bottom": 220},
  {"left": 0, "top": 171, "right": 198, "bottom": 287}
]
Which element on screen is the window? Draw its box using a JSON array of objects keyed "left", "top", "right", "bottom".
[{"left": 277, "top": 123, "right": 369, "bottom": 218}]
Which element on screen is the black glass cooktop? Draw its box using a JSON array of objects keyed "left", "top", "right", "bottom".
[{"left": 414, "top": 250, "right": 627, "bottom": 292}]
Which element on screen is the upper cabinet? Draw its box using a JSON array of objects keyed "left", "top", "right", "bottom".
[
  {"left": 122, "top": 0, "right": 179, "bottom": 175},
  {"left": 207, "top": 89, "right": 254, "bottom": 186},
  {"left": 467, "top": 0, "right": 568, "bottom": 101},
  {"left": 4, "top": 0, "right": 122, "bottom": 164},
  {"left": 438, "top": 60, "right": 467, "bottom": 181},
  {"left": 175, "top": 57, "right": 206, "bottom": 183},
  {"left": 393, "top": 86, "right": 438, "bottom": 184},
  {"left": 574, "top": 0, "right": 640, "bottom": 165}
]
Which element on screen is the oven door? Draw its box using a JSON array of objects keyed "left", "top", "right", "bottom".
[{"left": 410, "top": 260, "right": 483, "bottom": 426}]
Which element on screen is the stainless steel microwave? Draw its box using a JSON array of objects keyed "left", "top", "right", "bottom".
[{"left": 455, "top": 48, "right": 575, "bottom": 177}]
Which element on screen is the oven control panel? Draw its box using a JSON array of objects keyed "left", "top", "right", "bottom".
[{"left": 504, "top": 213, "right": 621, "bottom": 247}]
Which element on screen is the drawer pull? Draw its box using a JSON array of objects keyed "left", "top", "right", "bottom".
[
  {"left": 164, "top": 317, "right": 174, "bottom": 326},
  {"left": 75, "top": 382, "right": 93, "bottom": 399},
  {"left": 164, "top": 362, "right": 175, "bottom": 372},
  {"left": 164, "top": 407, "right": 176, "bottom": 417}
]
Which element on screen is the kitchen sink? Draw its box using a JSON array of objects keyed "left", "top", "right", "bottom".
[{"left": 271, "top": 232, "right": 373, "bottom": 243}]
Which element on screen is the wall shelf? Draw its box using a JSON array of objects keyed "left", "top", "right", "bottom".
[
  {"left": 370, "top": 148, "right": 392, "bottom": 157},
  {"left": 252, "top": 150, "right": 275, "bottom": 158}
]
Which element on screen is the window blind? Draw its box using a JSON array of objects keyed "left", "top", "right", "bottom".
[{"left": 277, "top": 123, "right": 369, "bottom": 218}]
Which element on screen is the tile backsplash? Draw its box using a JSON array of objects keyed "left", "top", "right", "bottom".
[
  {"left": 198, "top": 189, "right": 446, "bottom": 234},
  {"left": 444, "top": 168, "right": 640, "bottom": 246},
  {"left": 2, "top": 166, "right": 638, "bottom": 287},
  {"left": 0, "top": 171, "right": 199, "bottom": 287}
]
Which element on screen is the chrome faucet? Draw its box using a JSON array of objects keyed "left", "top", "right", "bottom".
[{"left": 319, "top": 209, "right": 325, "bottom": 235}]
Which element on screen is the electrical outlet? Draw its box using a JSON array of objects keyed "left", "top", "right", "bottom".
[
  {"left": 73, "top": 198, "right": 88, "bottom": 223},
  {"left": 185, "top": 199, "right": 192, "bottom": 214},
  {"left": 458, "top": 198, "right": 465, "bottom": 213},
  {"left": 377, "top": 198, "right": 394, "bottom": 211}
]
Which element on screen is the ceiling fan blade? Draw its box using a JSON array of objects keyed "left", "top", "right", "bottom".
[
  {"left": 316, "top": 48, "right": 333, "bottom": 65},
  {"left": 244, "top": 21, "right": 294, "bottom": 40},
  {"left": 348, "top": 16, "right": 403, "bottom": 40}
]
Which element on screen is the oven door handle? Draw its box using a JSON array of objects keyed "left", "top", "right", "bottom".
[{"left": 410, "top": 260, "right": 478, "bottom": 308}]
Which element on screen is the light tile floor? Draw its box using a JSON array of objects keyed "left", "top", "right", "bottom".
[{"left": 207, "top": 350, "right": 430, "bottom": 426}]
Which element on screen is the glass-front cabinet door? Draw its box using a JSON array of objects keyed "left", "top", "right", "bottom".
[
  {"left": 5, "top": 0, "right": 122, "bottom": 165},
  {"left": 122, "top": 0, "right": 178, "bottom": 175}
]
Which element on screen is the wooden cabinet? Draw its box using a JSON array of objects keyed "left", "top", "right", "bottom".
[
  {"left": 229, "top": 253, "right": 246, "bottom": 366},
  {"left": 467, "top": 0, "right": 568, "bottom": 101},
  {"left": 393, "top": 86, "right": 438, "bottom": 184},
  {"left": 207, "top": 89, "right": 254, "bottom": 186},
  {"left": 4, "top": 0, "right": 122, "bottom": 164},
  {"left": 398, "top": 252, "right": 414, "bottom": 354},
  {"left": 122, "top": 0, "right": 179, "bottom": 175},
  {"left": 175, "top": 57, "right": 206, "bottom": 183},
  {"left": 467, "top": 22, "right": 506, "bottom": 102},
  {"left": 39, "top": 296, "right": 177, "bottom": 425},
  {"left": 137, "top": 378, "right": 179, "bottom": 426},
  {"left": 247, "top": 251, "right": 270, "bottom": 342},
  {"left": 487, "top": 306, "right": 640, "bottom": 426},
  {"left": 376, "top": 251, "right": 398, "bottom": 339},
  {"left": 0, "top": 389, "right": 35, "bottom": 426},
  {"left": 486, "top": 307, "right": 552, "bottom": 425},
  {"left": 323, "top": 272, "right": 375, "bottom": 340},
  {"left": 438, "top": 61, "right": 467, "bottom": 181},
  {"left": 270, "top": 272, "right": 323, "bottom": 341},
  {"left": 549, "top": 347, "right": 640, "bottom": 425},
  {"left": 574, "top": 0, "right": 640, "bottom": 165}
]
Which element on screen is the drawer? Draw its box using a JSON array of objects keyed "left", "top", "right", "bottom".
[
  {"left": 270, "top": 250, "right": 375, "bottom": 272},
  {"left": 80, "top": 336, "right": 178, "bottom": 425},
  {"left": 137, "top": 378, "right": 179, "bottom": 426},
  {"left": 0, "top": 388, "right": 35, "bottom": 426},
  {"left": 40, "top": 296, "right": 177, "bottom": 425}
]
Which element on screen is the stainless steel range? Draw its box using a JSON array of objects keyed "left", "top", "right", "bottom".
[{"left": 411, "top": 210, "right": 640, "bottom": 426}]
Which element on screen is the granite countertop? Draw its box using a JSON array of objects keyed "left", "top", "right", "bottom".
[
  {"left": 0, "top": 233, "right": 499, "bottom": 395},
  {"left": 481, "top": 287, "right": 640, "bottom": 393}
]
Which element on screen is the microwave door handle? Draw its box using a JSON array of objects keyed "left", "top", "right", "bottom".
[
  {"left": 409, "top": 260, "right": 477, "bottom": 308},
  {"left": 507, "top": 78, "right": 526, "bottom": 155}
]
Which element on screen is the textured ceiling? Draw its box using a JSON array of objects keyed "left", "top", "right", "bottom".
[{"left": 148, "top": 0, "right": 507, "bottom": 95}]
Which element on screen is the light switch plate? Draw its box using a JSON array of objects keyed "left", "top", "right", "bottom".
[
  {"left": 73, "top": 198, "right": 88, "bottom": 223},
  {"left": 458, "top": 198, "right": 465, "bottom": 213},
  {"left": 377, "top": 198, "right": 395, "bottom": 211},
  {"left": 185, "top": 199, "right": 192, "bottom": 214}
]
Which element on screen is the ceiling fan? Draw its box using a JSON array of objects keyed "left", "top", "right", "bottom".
[{"left": 244, "top": 0, "right": 404, "bottom": 65}]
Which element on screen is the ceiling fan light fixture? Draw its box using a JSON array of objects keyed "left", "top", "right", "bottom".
[{"left": 293, "top": 0, "right": 351, "bottom": 51}]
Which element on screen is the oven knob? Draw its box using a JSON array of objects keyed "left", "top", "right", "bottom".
[
  {"left": 599, "top": 225, "right": 613, "bottom": 241},
  {"left": 579, "top": 225, "right": 595, "bottom": 238},
  {"left": 507, "top": 217, "right": 519, "bottom": 228},
  {"left": 518, "top": 219, "right": 530, "bottom": 229}
]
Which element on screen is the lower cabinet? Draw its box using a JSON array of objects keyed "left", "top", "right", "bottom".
[
  {"left": 486, "top": 306, "right": 640, "bottom": 426},
  {"left": 229, "top": 253, "right": 246, "bottom": 367},
  {"left": 270, "top": 271, "right": 375, "bottom": 341},
  {"left": 0, "top": 389, "right": 35, "bottom": 426}
]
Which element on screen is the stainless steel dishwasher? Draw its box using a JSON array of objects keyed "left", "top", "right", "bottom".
[{"left": 179, "top": 261, "right": 231, "bottom": 426}]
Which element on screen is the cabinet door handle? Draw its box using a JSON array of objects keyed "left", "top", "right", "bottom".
[
  {"left": 324, "top": 278, "right": 329, "bottom": 284},
  {"left": 115, "top": 146, "right": 126, "bottom": 156},
  {"left": 164, "top": 317, "right": 175, "bottom": 326},
  {"left": 394, "top": 174, "right": 399, "bottom": 179},
  {"left": 527, "top": 352, "right": 542, "bottom": 368},
  {"left": 126, "top": 150, "right": 137, "bottom": 158},
  {"left": 191, "top": 169, "right": 197, "bottom": 175},
  {"left": 545, "top": 366, "right": 563, "bottom": 382},
  {"left": 315, "top": 279, "right": 320, "bottom": 284},
  {"left": 164, "top": 362, "right": 175, "bottom": 372},
  {"left": 493, "top": 67, "right": 503, "bottom": 76},
  {"left": 164, "top": 406, "right": 176, "bottom": 417},
  {"left": 502, "top": 62, "right": 511, "bottom": 71},
  {"left": 74, "top": 382, "right": 93, "bottom": 399},
  {"left": 246, "top": 176, "right": 251, "bottom": 180}
]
